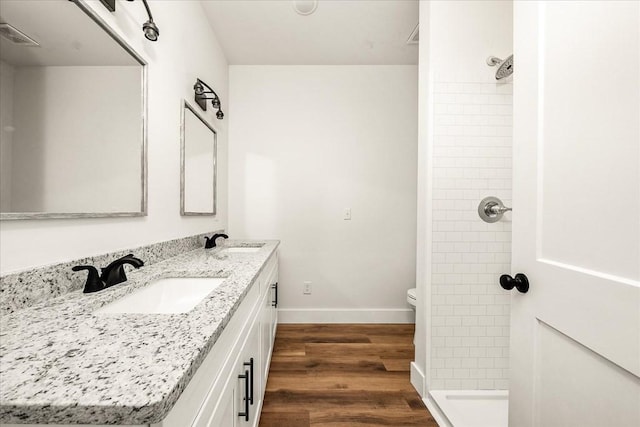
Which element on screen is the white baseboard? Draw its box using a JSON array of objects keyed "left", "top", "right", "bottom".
[
  {"left": 410, "top": 364, "right": 451, "bottom": 427},
  {"left": 424, "top": 392, "right": 452, "bottom": 427},
  {"left": 278, "top": 308, "right": 415, "bottom": 323},
  {"left": 410, "top": 361, "right": 425, "bottom": 397}
]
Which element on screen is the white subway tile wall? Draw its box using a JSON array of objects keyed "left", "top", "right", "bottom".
[{"left": 430, "top": 81, "right": 512, "bottom": 390}]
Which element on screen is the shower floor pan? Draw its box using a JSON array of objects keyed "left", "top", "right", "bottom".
[{"left": 430, "top": 390, "right": 508, "bottom": 427}]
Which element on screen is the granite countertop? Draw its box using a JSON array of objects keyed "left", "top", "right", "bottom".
[{"left": 0, "top": 240, "right": 279, "bottom": 425}]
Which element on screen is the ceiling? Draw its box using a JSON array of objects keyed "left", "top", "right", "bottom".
[{"left": 200, "top": 0, "right": 419, "bottom": 65}]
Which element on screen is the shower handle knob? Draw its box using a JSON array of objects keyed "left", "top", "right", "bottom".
[
  {"left": 478, "top": 196, "right": 511, "bottom": 223},
  {"left": 499, "top": 273, "right": 529, "bottom": 294}
]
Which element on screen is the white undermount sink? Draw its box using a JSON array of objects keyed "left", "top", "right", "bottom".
[
  {"left": 221, "top": 246, "right": 262, "bottom": 253},
  {"left": 95, "top": 277, "right": 226, "bottom": 314}
]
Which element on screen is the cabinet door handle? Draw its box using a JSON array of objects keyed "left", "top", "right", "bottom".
[
  {"left": 271, "top": 282, "right": 278, "bottom": 308},
  {"left": 243, "top": 358, "right": 254, "bottom": 405},
  {"left": 238, "top": 370, "right": 249, "bottom": 421}
]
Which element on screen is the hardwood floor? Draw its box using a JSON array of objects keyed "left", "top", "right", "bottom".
[{"left": 259, "top": 324, "right": 438, "bottom": 427}]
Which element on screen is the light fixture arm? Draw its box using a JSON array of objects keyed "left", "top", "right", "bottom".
[
  {"left": 127, "top": 0, "right": 155, "bottom": 21},
  {"left": 141, "top": 0, "right": 154, "bottom": 22}
]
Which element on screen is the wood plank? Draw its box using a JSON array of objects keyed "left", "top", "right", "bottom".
[
  {"left": 273, "top": 332, "right": 371, "bottom": 343},
  {"left": 266, "top": 371, "right": 416, "bottom": 392},
  {"left": 272, "top": 339, "right": 306, "bottom": 356},
  {"left": 278, "top": 324, "right": 415, "bottom": 336},
  {"left": 309, "top": 409, "right": 438, "bottom": 426},
  {"left": 402, "top": 391, "right": 429, "bottom": 411},
  {"left": 269, "top": 356, "right": 387, "bottom": 372},
  {"left": 259, "top": 410, "right": 310, "bottom": 427},
  {"left": 262, "top": 390, "right": 412, "bottom": 411},
  {"left": 305, "top": 343, "right": 414, "bottom": 359},
  {"left": 381, "top": 358, "right": 412, "bottom": 372},
  {"left": 369, "top": 334, "right": 417, "bottom": 344}
]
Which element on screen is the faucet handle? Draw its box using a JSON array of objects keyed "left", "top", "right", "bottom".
[{"left": 72, "top": 265, "right": 105, "bottom": 294}]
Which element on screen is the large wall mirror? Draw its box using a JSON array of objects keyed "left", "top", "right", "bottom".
[
  {"left": 0, "top": 0, "right": 147, "bottom": 220},
  {"left": 181, "top": 101, "right": 217, "bottom": 216}
]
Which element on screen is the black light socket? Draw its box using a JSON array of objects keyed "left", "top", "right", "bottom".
[
  {"left": 126, "top": 0, "right": 159, "bottom": 42},
  {"left": 143, "top": 19, "right": 159, "bottom": 41}
]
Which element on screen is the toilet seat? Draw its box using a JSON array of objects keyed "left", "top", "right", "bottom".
[{"left": 407, "top": 288, "right": 417, "bottom": 307}]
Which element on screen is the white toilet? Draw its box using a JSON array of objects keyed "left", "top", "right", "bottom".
[{"left": 407, "top": 287, "right": 416, "bottom": 308}]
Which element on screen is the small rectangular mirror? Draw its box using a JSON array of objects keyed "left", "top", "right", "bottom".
[
  {"left": 0, "top": 0, "right": 147, "bottom": 220},
  {"left": 181, "top": 101, "right": 217, "bottom": 216}
]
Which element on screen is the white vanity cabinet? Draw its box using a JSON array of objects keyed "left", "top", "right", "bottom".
[{"left": 161, "top": 251, "right": 278, "bottom": 427}]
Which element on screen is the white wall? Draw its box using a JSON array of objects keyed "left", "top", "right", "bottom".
[
  {"left": 430, "top": 0, "right": 513, "bottom": 82},
  {"left": 11, "top": 66, "right": 141, "bottom": 213},
  {"left": 414, "top": 0, "right": 513, "bottom": 394},
  {"left": 0, "top": 0, "right": 228, "bottom": 273},
  {"left": 228, "top": 65, "right": 418, "bottom": 322},
  {"left": 0, "top": 61, "right": 14, "bottom": 212}
]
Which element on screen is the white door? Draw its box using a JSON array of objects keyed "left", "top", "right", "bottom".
[{"left": 511, "top": 2, "right": 640, "bottom": 427}]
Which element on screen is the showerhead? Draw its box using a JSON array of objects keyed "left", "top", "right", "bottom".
[
  {"left": 486, "top": 54, "right": 514, "bottom": 80},
  {"left": 495, "top": 55, "right": 513, "bottom": 80}
]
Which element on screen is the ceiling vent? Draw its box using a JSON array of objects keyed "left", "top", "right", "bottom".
[
  {"left": 0, "top": 23, "right": 40, "bottom": 46},
  {"left": 407, "top": 23, "right": 419, "bottom": 45}
]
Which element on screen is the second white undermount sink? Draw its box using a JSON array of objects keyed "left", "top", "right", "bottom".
[{"left": 95, "top": 277, "right": 226, "bottom": 314}]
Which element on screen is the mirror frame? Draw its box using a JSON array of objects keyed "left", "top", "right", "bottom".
[
  {"left": 0, "top": 0, "right": 148, "bottom": 220},
  {"left": 180, "top": 100, "right": 217, "bottom": 217}
]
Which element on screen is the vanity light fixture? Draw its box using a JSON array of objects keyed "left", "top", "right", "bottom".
[
  {"left": 126, "top": 0, "right": 160, "bottom": 42},
  {"left": 193, "top": 78, "right": 224, "bottom": 120}
]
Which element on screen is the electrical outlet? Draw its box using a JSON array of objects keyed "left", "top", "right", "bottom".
[{"left": 303, "top": 281, "right": 312, "bottom": 295}]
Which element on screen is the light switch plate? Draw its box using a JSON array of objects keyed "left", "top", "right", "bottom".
[{"left": 344, "top": 208, "right": 351, "bottom": 220}]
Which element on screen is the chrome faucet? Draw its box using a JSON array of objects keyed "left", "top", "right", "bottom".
[{"left": 73, "top": 254, "right": 144, "bottom": 293}]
